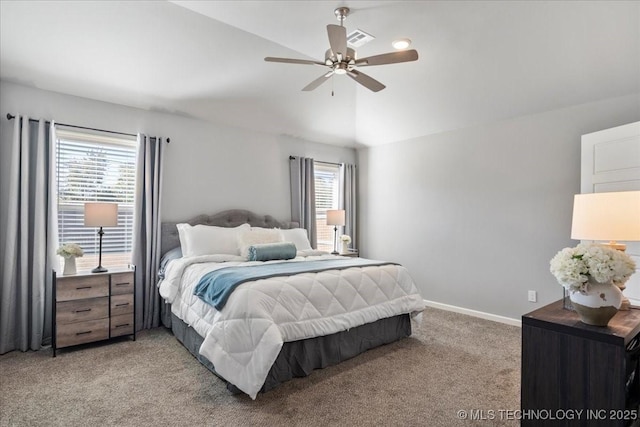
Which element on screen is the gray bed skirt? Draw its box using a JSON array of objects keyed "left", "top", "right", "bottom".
[{"left": 169, "top": 312, "right": 412, "bottom": 396}]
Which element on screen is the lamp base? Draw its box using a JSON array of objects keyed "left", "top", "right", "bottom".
[
  {"left": 92, "top": 266, "right": 108, "bottom": 273},
  {"left": 603, "top": 241, "right": 627, "bottom": 251},
  {"left": 331, "top": 251, "right": 339, "bottom": 255}
]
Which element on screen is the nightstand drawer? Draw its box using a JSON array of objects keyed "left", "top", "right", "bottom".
[
  {"left": 110, "top": 314, "right": 134, "bottom": 337},
  {"left": 56, "top": 318, "right": 109, "bottom": 348},
  {"left": 111, "top": 294, "right": 134, "bottom": 316},
  {"left": 56, "top": 297, "right": 108, "bottom": 324},
  {"left": 340, "top": 251, "right": 359, "bottom": 258},
  {"left": 111, "top": 272, "right": 134, "bottom": 295},
  {"left": 56, "top": 275, "right": 109, "bottom": 301}
]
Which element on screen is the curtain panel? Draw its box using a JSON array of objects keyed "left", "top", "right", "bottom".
[
  {"left": 132, "top": 134, "right": 165, "bottom": 330},
  {"left": 0, "top": 116, "right": 58, "bottom": 354},
  {"left": 289, "top": 156, "right": 317, "bottom": 248},
  {"left": 341, "top": 163, "right": 357, "bottom": 250}
]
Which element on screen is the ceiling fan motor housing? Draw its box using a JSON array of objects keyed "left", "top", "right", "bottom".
[{"left": 325, "top": 47, "right": 357, "bottom": 72}]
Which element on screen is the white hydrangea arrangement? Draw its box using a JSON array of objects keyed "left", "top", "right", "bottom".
[
  {"left": 340, "top": 235, "right": 351, "bottom": 244},
  {"left": 56, "top": 243, "right": 84, "bottom": 258},
  {"left": 550, "top": 243, "right": 636, "bottom": 293}
]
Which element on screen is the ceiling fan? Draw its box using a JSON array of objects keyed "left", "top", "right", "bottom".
[{"left": 264, "top": 7, "right": 418, "bottom": 93}]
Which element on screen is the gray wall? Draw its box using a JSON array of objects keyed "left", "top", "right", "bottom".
[
  {"left": 358, "top": 94, "right": 640, "bottom": 320},
  {"left": 0, "top": 80, "right": 356, "bottom": 225},
  {"left": 3, "top": 79, "right": 639, "bottom": 321},
  {"left": 0, "top": 81, "right": 356, "bottom": 273}
]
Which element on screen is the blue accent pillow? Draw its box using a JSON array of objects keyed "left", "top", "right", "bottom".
[
  {"left": 247, "top": 242, "right": 297, "bottom": 262},
  {"left": 158, "top": 247, "right": 182, "bottom": 279}
]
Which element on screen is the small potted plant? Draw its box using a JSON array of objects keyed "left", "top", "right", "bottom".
[
  {"left": 550, "top": 243, "right": 636, "bottom": 326},
  {"left": 340, "top": 234, "right": 351, "bottom": 254},
  {"left": 57, "top": 243, "right": 84, "bottom": 275}
]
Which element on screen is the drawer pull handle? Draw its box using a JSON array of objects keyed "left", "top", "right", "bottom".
[
  {"left": 76, "top": 286, "right": 92, "bottom": 290},
  {"left": 75, "top": 308, "right": 92, "bottom": 313},
  {"left": 115, "top": 323, "right": 130, "bottom": 328},
  {"left": 115, "top": 303, "right": 129, "bottom": 307},
  {"left": 76, "top": 331, "right": 92, "bottom": 336},
  {"left": 115, "top": 283, "right": 129, "bottom": 286}
]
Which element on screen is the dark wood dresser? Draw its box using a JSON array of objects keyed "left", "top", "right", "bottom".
[{"left": 522, "top": 300, "right": 640, "bottom": 426}]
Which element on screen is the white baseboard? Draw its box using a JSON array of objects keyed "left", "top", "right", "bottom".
[{"left": 423, "top": 299, "right": 522, "bottom": 327}]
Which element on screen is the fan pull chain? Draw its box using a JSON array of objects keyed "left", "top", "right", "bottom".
[{"left": 331, "top": 74, "right": 335, "bottom": 97}]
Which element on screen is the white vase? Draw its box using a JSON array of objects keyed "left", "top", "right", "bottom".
[
  {"left": 341, "top": 241, "right": 349, "bottom": 254},
  {"left": 63, "top": 256, "right": 77, "bottom": 275},
  {"left": 569, "top": 277, "right": 622, "bottom": 326}
]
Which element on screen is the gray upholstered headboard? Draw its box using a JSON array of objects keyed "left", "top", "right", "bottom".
[{"left": 160, "top": 209, "right": 299, "bottom": 256}]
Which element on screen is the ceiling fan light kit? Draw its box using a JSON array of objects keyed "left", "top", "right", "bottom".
[{"left": 264, "top": 7, "right": 419, "bottom": 93}]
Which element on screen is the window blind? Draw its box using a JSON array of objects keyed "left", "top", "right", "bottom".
[
  {"left": 314, "top": 163, "right": 341, "bottom": 251},
  {"left": 56, "top": 129, "right": 137, "bottom": 269}
]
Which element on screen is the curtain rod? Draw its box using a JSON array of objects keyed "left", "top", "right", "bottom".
[
  {"left": 6, "top": 113, "right": 170, "bottom": 143},
  {"left": 289, "top": 155, "right": 342, "bottom": 167}
]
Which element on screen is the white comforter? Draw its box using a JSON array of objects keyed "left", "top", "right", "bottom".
[{"left": 159, "top": 254, "right": 425, "bottom": 399}]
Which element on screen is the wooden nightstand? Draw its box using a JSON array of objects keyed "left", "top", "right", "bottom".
[
  {"left": 521, "top": 300, "right": 640, "bottom": 426},
  {"left": 52, "top": 267, "right": 135, "bottom": 356},
  {"left": 340, "top": 250, "right": 359, "bottom": 258}
]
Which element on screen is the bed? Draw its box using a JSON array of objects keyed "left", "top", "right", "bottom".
[{"left": 158, "top": 209, "right": 425, "bottom": 399}]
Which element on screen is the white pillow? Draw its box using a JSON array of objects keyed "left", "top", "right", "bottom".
[
  {"left": 176, "top": 223, "right": 192, "bottom": 256},
  {"left": 280, "top": 228, "right": 312, "bottom": 251},
  {"left": 238, "top": 228, "right": 284, "bottom": 259},
  {"left": 176, "top": 223, "right": 250, "bottom": 257}
]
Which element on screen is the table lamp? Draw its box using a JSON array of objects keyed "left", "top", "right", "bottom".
[
  {"left": 571, "top": 190, "right": 640, "bottom": 309},
  {"left": 84, "top": 202, "right": 118, "bottom": 273},
  {"left": 326, "top": 209, "right": 345, "bottom": 255}
]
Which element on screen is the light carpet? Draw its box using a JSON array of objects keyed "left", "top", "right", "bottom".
[{"left": 0, "top": 308, "right": 521, "bottom": 426}]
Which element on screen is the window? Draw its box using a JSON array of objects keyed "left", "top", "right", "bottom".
[
  {"left": 55, "top": 129, "right": 137, "bottom": 271},
  {"left": 314, "top": 162, "right": 341, "bottom": 252}
]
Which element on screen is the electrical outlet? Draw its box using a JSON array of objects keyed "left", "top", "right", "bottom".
[{"left": 528, "top": 290, "right": 537, "bottom": 303}]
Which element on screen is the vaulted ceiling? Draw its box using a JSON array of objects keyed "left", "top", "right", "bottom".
[{"left": 1, "top": 1, "right": 638, "bottom": 147}]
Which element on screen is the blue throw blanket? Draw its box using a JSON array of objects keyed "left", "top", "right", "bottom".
[{"left": 194, "top": 258, "right": 395, "bottom": 310}]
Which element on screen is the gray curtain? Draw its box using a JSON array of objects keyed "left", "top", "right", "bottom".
[
  {"left": 289, "top": 156, "right": 317, "bottom": 248},
  {"left": 0, "top": 116, "right": 58, "bottom": 354},
  {"left": 132, "top": 134, "right": 165, "bottom": 330},
  {"left": 341, "top": 163, "right": 357, "bottom": 250}
]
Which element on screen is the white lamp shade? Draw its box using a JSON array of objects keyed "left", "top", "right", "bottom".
[
  {"left": 84, "top": 203, "right": 118, "bottom": 227},
  {"left": 326, "top": 209, "right": 346, "bottom": 226},
  {"left": 571, "top": 191, "right": 640, "bottom": 241}
]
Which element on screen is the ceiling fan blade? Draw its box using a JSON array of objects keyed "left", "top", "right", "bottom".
[
  {"left": 347, "top": 70, "right": 386, "bottom": 92},
  {"left": 302, "top": 71, "right": 334, "bottom": 91},
  {"left": 265, "top": 57, "right": 324, "bottom": 66},
  {"left": 327, "top": 24, "right": 347, "bottom": 58},
  {"left": 355, "top": 49, "right": 419, "bottom": 67}
]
